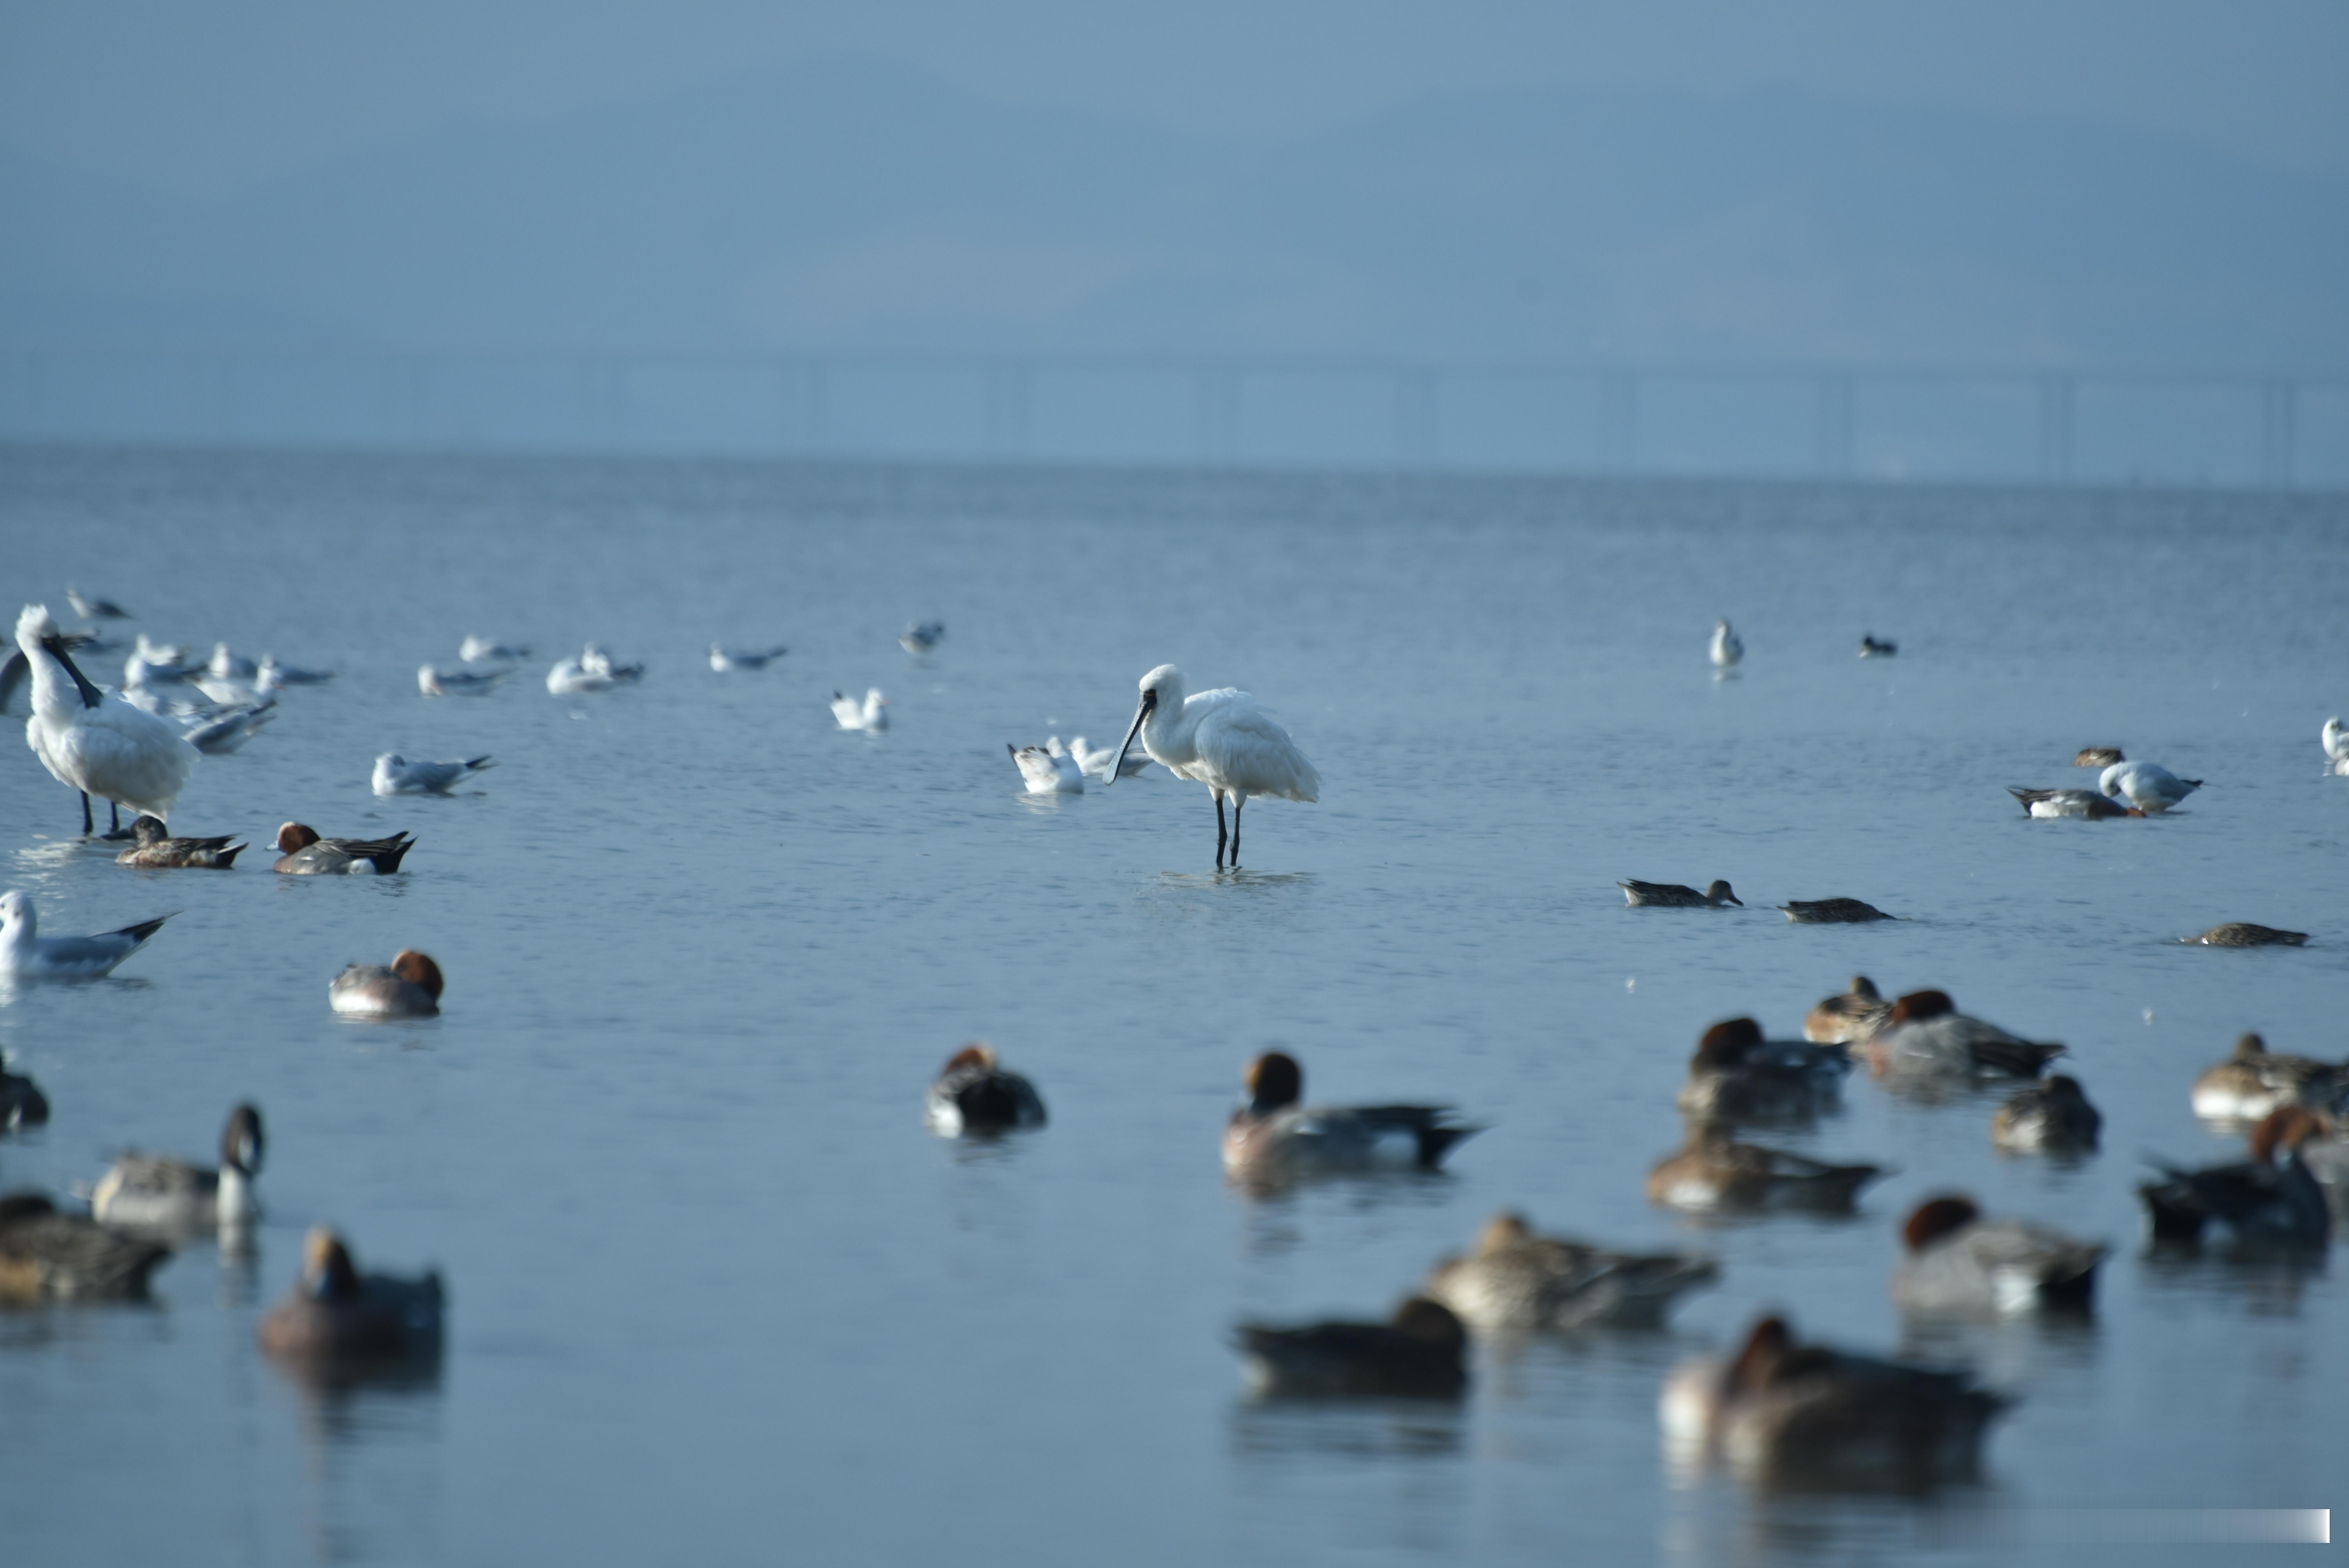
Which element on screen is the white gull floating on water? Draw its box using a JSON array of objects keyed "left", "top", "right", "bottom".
[
  {"left": 372, "top": 753, "right": 495, "bottom": 796},
  {"left": 1105, "top": 664, "right": 1319, "bottom": 869},
  {"left": 710, "top": 643, "right": 788, "bottom": 672},
  {"left": 12, "top": 604, "right": 200, "bottom": 833},
  {"left": 0, "top": 889, "right": 173, "bottom": 980},
  {"left": 1009, "top": 743, "right": 1084, "bottom": 795},
  {"left": 831, "top": 688, "right": 889, "bottom": 732},
  {"left": 460, "top": 636, "right": 530, "bottom": 663},
  {"left": 1710, "top": 619, "right": 1743, "bottom": 671},
  {"left": 2324, "top": 717, "right": 2348, "bottom": 774},
  {"left": 547, "top": 645, "right": 645, "bottom": 695},
  {"left": 419, "top": 663, "right": 510, "bottom": 697},
  {"left": 2098, "top": 760, "right": 2201, "bottom": 813},
  {"left": 1066, "top": 734, "right": 1153, "bottom": 781}
]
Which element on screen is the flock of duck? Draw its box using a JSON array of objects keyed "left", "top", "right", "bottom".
[{"left": 5, "top": 586, "right": 2345, "bottom": 1492}]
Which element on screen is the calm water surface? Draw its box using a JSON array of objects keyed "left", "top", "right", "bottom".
[{"left": 2, "top": 447, "right": 2344, "bottom": 1565}]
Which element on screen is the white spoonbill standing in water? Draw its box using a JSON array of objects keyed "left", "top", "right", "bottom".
[{"left": 1105, "top": 665, "right": 1319, "bottom": 869}]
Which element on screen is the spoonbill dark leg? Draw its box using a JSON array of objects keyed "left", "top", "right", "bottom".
[
  {"left": 1214, "top": 790, "right": 1230, "bottom": 869},
  {"left": 1230, "top": 795, "right": 1244, "bottom": 868},
  {"left": 80, "top": 791, "right": 93, "bottom": 836},
  {"left": 109, "top": 800, "right": 120, "bottom": 834}
]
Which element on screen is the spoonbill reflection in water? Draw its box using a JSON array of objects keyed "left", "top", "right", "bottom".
[{"left": 1106, "top": 664, "right": 1318, "bottom": 869}]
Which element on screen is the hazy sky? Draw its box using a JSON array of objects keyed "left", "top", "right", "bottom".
[{"left": 5, "top": 1, "right": 2346, "bottom": 195}]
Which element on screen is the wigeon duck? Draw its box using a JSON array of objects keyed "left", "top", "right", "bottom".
[
  {"left": 2182, "top": 923, "right": 2308, "bottom": 948},
  {"left": 328, "top": 950, "right": 444, "bottom": 1019},
  {"left": 2190, "top": 1035, "right": 2346, "bottom": 1122},
  {"left": 273, "top": 823, "right": 416, "bottom": 876},
  {"left": 2007, "top": 786, "right": 2140, "bottom": 820},
  {"left": 1676, "top": 1019, "right": 1850, "bottom": 1124},
  {"left": 114, "top": 815, "right": 244, "bottom": 868},
  {"left": 66, "top": 587, "right": 131, "bottom": 620},
  {"left": 924, "top": 1044, "right": 1047, "bottom": 1135},
  {"left": 1066, "top": 734, "right": 1152, "bottom": 781},
  {"left": 2, "top": 1053, "right": 49, "bottom": 1130},
  {"left": 831, "top": 688, "right": 889, "bottom": 732},
  {"left": 1709, "top": 619, "right": 1742, "bottom": 669},
  {"left": 372, "top": 752, "right": 494, "bottom": 796},
  {"left": 1990, "top": 1076, "right": 2103, "bottom": 1154},
  {"left": 1891, "top": 1196, "right": 2105, "bottom": 1315},
  {"left": 900, "top": 621, "right": 945, "bottom": 656},
  {"left": 15, "top": 603, "right": 200, "bottom": 836},
  {"left": 1779, "top": 898, "right": 1895, "bottom": 923},
  {"left": 1660, "top": 1313, "right": 2009, "bottom": 1489},
  {"left": 2073, "top": 747, "right": 2123, "bottom": 768},
  {"left": 0, "top": 890, "right": 173, "bottom": 980},
  {"left": 258, "top": 1226, "right": 445, "bottom": 1363},
  {"left": 2139, "top": 1107, "right": 2333, "bottom": 1251},
  {"left": 1103, "top": 665, "right": 1321, "bottom": 871},
  {"left": 1803, "top": 976, "right": 1891, "bottom": 1046},
  {"left": 1858, "top": 635, "right": 1897, "bottom": 657},
  {"left": 458, "top": 636, "right": 529, "bottom": 663},
  {"left": 1233, "top": 1296, "right": 1467, "bottom": 1399},
  {"left": 2098, "top": 759, "right": 2200, "bottom": 813},
  {"left": 1421, "top": 1212, "right": 1717, "bottom": 1333},
  {"left": 709, "top": 642, "right": 788, "bottom": 672},
  {"left": 1864, "top": 991, "right": 2062, "bottom": 1080},
  {"left": 1645, "top": 1126, "right": 1886, "bottom": 1213},
  {"left": 0, "top": 1192, "right": 172, "bottom": 1301},
  {"left": 547, "top": 644, "right": 644, "bottom": 694},
  {"left": 417, "top": 663, "right": 510, "bottom": 697},
  {"left": 1618, "top": 878, "right": 1741, "bottom": 908},
  {"left": 91, "top": 1103, "right": 264, "bottom": 1235},
  {"left": 1008, "top": 743, "right": 1083, "bottom": 795},
  {"left": 1221, "top": 1051, "right": 1480, "bottom": 1178}
]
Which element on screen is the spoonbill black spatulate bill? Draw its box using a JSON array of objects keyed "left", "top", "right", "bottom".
[
  {"left": 13, "top": 604, "right": 199, "bottom": 834},
  {"left": 1105, "top": 665, "right": 1319, "bottom": 870}
]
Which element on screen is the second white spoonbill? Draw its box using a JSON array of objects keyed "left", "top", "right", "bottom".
[{"left": 1106, "top": 665, "right": 1319, "bottom": 869}]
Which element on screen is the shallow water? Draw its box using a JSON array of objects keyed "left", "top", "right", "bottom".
[{"left": 2, "top": 446, "right": 2344, "bottom": 1565}]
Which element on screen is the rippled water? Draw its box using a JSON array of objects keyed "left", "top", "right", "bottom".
[{"left": 2, "top": 447, "right": 2344, "bottom": 1565}]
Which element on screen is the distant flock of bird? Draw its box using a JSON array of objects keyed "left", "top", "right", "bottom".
[{"left": 5, "top": 589, "right": 2344, "bottom": 1482}]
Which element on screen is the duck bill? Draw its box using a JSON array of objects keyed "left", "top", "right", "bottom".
[{"left": 1103, "top": 691, "right": 1154, "bottom": 788}]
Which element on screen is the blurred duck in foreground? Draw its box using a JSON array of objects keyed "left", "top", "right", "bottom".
[
  {"left": 1803, "top": 977, "right": 1891, "bottom": 1047},
  {"left": 0, "top": 890, "right": 173, "bottom": 980},
  {"left": 115, "top": 815, "right": 244, "bottom": 868},
  {"left": 1990, "top": 1076, "right": 2103, "bottom": 1155},
  {"left": 1222, "top": 1051, "right": 1480, "bottom": 1178},
  {"left": 924, "top": 1044, "right": 1047, "bottom": 1136},
  {"left": 1864, "top": 991, "right": 2063, "bottom": 1081},
  {"left": 1422, "top": 1212, "right": 1717, "bottom": 1333},
  {"left": 0, "top": 1192, "right": 172, "bottom": 1301},
  {"left": 1676, "top": 1019, "right": 1850, "bottom": 1124},
  {"left": 2181, "top": 923, "right": 2307, "bottom": 948},
  {"left": 2, "top": 1054, "right": 50, "bottom": 1130},
  {"left": 2139, "top": 1107, "right": 2332, "bottom": 1252},
  {"left": 1660, "top": 1313, "right": 2009, "bottom": 1490},
  {"left": 2099, "top": 759, "right": 2200, "bottom": 813},
  {"left": 2190, "top": 1034, "right": 2345, "bottom": 1123},
  {"left": 1618, "top": 878, "right": 1740, "bottom": 908},
  {"left": 329, "top": 951, "right": 444, "bottom": 1019},
  {"left": 2007, "top": 786, "right": 2140, "bottom": 820},
  {"left": 1233, "top": 1296, "right": 1467, "bottom": 1399},
  {"left": 259, "top": 1226, "right": 444, "bottom": 1363},
  {"left": 1647, "top": 1127, "right": 1886, "bottom": 1213},
  {"left": 91, "top": 1103, "right": 264, "bottom": 1235},
  {"left": 273, "top": 823, "right": 415, "bottom": 876},
  {"left": 1890, "top": 1196, "right": 2105, "bottom": 1316},
  {"left": 1779, "top": 898, "right": 1895, "bottom": 923}
]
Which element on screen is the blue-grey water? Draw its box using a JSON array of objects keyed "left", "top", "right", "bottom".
[{"left": 2, "top": 446, "right": 2344, "bottom": 1565}]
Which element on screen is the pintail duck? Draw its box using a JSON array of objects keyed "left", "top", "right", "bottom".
[
  {"left": 328, "top": 950, "right": 444, "bottom": 1019},
  {"left": 1990, "top": 1076, "right": 2102, "bottom": 1154},
  {"left": 1660, "top": 1313, "right": 2009, "bottom": 1489},
  {"left": 1779, "top": 898, "right": 1895, "bottom": 924},
  {"left": 2007, "top": 787, "right": 2139, "bottom": 820},
  {"left": 2098, "top": 759, "right": 2200, "bottom": 813},
  {"left": 1646, "top": 1127, "right": 1886, "bottom": 1213},
  {"left": 1008, "top": 743, "right": 1083, "bottom": 795},
  {"left": 1422, "top": 1212, "right": 1717, "bottom": 1333},
  {"left": 0, "top": 889, "right": 173, "bottom": 980},
  {"left": 1221, "top": 1051, "right": 1480, "bottom": 1177},
  {"left": 2139, "top": 1107, "right": 2333, "bottom": 1251},
  {"left": 372, "top": 753, "right": 494, "bottom": 796},
  {"left": 1891, "top": 1196, "right": 2105, "bottom": 1315},
  {"left": 91, "top": 1103, "right": 263, "bottom": 1234},
  {"left": 1676, "top": 1019, "right": 1850, "bottom": 1124},
  {"left": 1233, "top": 1296, "right": 1467, "bottom": 1399},
  {"left": 2073, "top": 747, "right": 2123, "bottom": 768},
  {"left": 114, "top": 815, "right": 244, "bottom": 868},
  {"left": 259, "top": 1226, "right": 445, "bottom": 1362},
  {"left": 0, "top": 1192, "right": 172, "bottom": 1301},
  {"left": 1618, "top": 879, "right": 1740, "bottom": 908},
  {"left": 1803, "top": 976, "right": 1891, "bottom": 1047},
  {"left": 273, "top": 823, "right": 416, "bottom": 876},
  {"left": 2191, "top": 1035, "right": 2345, "bottom": 1122},
  {"left": 2182, "top": 923, "right": 2307, "bottom": 948},
  {"left": 925, "top": 1044, "right": 1047, "bottom": 1135},
  {"left": 1864, "top": 991, "right": 2062, "bottom": 1080},
  {"left": 2, "top": 1054, "right": 50, "bottom": 1130},
  {"left": 1858, "top": 635, "right": 1897, "bottom": 657}
]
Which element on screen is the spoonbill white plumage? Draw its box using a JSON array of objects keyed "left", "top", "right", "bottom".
[
  {"left": 0, "top": 889, "right": 174, "bottom": 980},
  {"left": 14, "top": 604, "right": 200, "bottom": 833},
  {"left": 1009, "top": 743, "right": 1084, "bottom": 794},
  {"left": 1710, "top": 620, "right": 1743, "bottom": 670},
  {"left": 832, "top": 689, "right": 889, "bottom": 732},
  {"left": 1106, "top": 665, "right": 1319, "bottom": 869}
]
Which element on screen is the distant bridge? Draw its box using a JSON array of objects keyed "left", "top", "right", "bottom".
[{"left": 1, "top": 348, "right": 2341, "bottom": 490}]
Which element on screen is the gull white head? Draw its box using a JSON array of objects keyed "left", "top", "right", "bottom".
[
  {"left": 2096, "top": 762, "right": 2125, "bottom": 799},
  {"left": 1105, "top": 665, "right": 1186, "bottom": 788},
  {"left": 0, "top": 889, "right": 30, "bottom": 939}
]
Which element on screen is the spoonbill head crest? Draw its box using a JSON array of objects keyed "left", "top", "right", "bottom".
[{"left": 1105, "top": 665, "right": 1185, "bottom": 785}]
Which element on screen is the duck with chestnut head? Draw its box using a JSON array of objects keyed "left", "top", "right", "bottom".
[
  {"left": 273, "top": 822, "right": 415, "bottom": 876},
  {"left": 1864, "top": 990, "right": 2063, "bottom": 1081},
  {"left": 924, "top": 1044, "right": 1047, "bottom": 1135},
  {"left": 1891, "top": 1196, "right": 2105, "bottom": 1315},
  {"left": 328, "top": 950, "right": 444, "bottom": 1019},
  {"left": 2139, "top": 1107, "right": 2333, "bottom": 1251},
  {"left": 1676, "top": 1018, "right": 1850, "bottom": 1125},
  {"left": 1221, "top": 1051, "right": 1479, "bottom": 1179}
]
